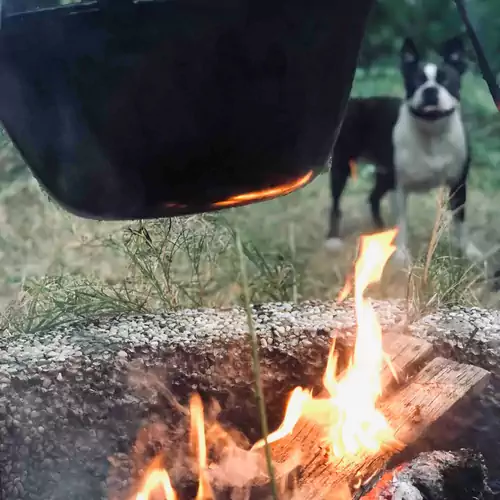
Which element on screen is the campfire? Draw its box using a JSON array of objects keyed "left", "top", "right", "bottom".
[{"left": 124, "top": 229, "right": 490, "bottom": 500}]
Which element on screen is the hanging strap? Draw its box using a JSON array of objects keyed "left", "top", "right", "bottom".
[{"left": 454, "top": 0, "right": 500, "bottom": 111}]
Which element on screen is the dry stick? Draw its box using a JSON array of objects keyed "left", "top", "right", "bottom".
[
  {"left": 288, "top": 223, "right": 298, "bottom": 304},
  {"left": 406, "top": 187, "right": 446, "bottom": 317},
  {"left": 423, "top": 187, "right": 446, "bottom": 286},
  {"left": 422, "top": 187, "right": 490, "bottom": 304},
  {"left": 236, "top": 232, "right": 279, "bottom": 500}
]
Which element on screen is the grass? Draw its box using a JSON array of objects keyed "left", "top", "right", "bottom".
[{"left": 1, "top": 66, "right": 500, "bottom": 335}]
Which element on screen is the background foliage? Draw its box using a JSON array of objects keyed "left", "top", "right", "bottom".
[{"left": 361, "top": 0, "right": 500, "bottom": 75}]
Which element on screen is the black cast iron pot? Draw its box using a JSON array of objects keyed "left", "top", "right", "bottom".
[{"left": 0, "top": 0, "right": 375, "bottom": 220}]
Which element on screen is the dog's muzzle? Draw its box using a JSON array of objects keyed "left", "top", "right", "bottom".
[{"left": 409, "top": 106, "right": 456, "bottom": 122}]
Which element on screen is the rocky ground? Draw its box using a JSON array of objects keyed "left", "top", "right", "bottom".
[{"left": 1, "top": 300, "right": 500, "bottom": 499}]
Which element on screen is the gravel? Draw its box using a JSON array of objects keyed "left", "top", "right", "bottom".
[{"left": 1, "top": 299, "right": 500, "bottom": 499}]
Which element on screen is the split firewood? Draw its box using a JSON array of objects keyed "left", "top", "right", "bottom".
[{"left": 266, "top": 351, "right": 490, "bottom": 500}]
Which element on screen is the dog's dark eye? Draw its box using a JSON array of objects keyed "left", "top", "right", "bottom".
[
  {"left": 416, "top": 70, "right": 427, "bottom": 85},
  {"left": 436, "top": 70, "right": 448, "bottom": 85}
]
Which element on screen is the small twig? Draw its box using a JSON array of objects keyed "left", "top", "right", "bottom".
[
  {"left": 464, "top": 324, "right": 480, "bottom": 352},
  {"left": 288, "top": 223, "right": 298, "bottom": 304},
  {"left": 424, "top": 187, "right": 446, "bottom": 286},
  {"left": 236, "top": 232, "right": 279, "bottom": 500}
]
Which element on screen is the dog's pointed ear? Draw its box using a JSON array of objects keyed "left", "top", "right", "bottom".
[
  {"left": 441, "top": 35, "right": 467, "bottom": 74},
  {"left": 401, "top": 38, "right": 420, "bottom": 67}
]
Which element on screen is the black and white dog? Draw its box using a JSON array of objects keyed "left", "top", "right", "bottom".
[{"left": 325, "top": 35, "right": 482, "bottom": 265}]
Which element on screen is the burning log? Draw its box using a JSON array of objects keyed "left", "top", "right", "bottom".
[
  {"left": 241, "top": 230, "right": 491, "bottom": 500},
  {"left": 364, "top": 448, "right": 492, "bottom": 500},
  {"left": 266, "top": 351, "right": 490, "bottom": 500}
]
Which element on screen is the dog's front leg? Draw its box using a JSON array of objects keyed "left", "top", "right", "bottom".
[
  {"left": 392, "top": 185, "right": 412, "bottom": 267},
  {"left": 449, "top": 181, "right": 483, "bottom": 262},
  {"left": 389, "top": 189, "right": 400, "bottom": 227}
]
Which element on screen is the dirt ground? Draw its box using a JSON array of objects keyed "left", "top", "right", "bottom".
[{"left": 1, "top": 161, "right": 499, "bottom": 314}]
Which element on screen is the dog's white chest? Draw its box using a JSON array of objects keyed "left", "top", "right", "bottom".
[{"left": 393, "top": 108, "right": 467, "bottom": 191}]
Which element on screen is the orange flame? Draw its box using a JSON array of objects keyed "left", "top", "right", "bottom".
[
  {"left": 190, "top": 394, "right": 214, "bottom": 500},
  {"left": 251, "top": 387, "right": 313, "bottom": 450},
  {"left": 213, "top": 170, "right": 313, "bottom": 208},
  {"left": 349, "top": 160, "right": 358, "bottom": 180},
  {"left": 337, "top": 273, "right": 353, "bottom": 303},
  {"left": 135, "top": 460, "right": 177, "bottom": 500},
  {"left": 256, "top": 228, "right": 398, "bottom": 459},
  {"left": 134, "top": 395, "right": 215, "bottom": 500},
  {"left": 323, "top": 229, "right": 397, "bottom": 456}
]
